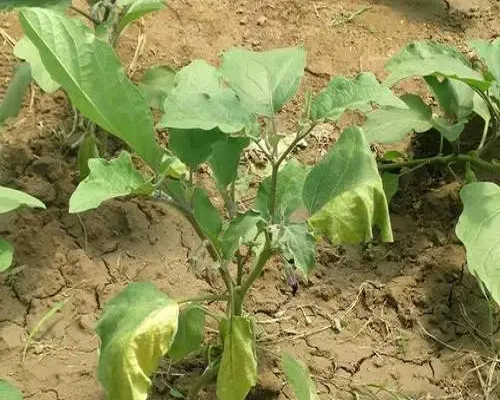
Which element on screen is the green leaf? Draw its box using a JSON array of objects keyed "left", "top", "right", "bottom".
[
  {"left": 424, "top": 76, "right": 474, "bottom": 120},
  {"left": 95, "top": 283, "right": 179, "bottom": 400},
  {"left": 158, "top": 154, "right": 187, "bottom": 180},
  {"left": 255, "top": 159, "right": 310, "bottom": 223},
  {"left": 431, "top": 117, "right": 464, "bottom": 142},
  {"left": 381, "top": 150, "right": 404, "bottom": 162},
  {"left": 168, "top": 305, "right": 205, "bottom": 361},
  {"left": 456, "top": 182, "right": 500, "bottom": 305},
  {"left": 117, "top": 0, "right": 166, "bottom": 31},
  {"left": 217, "top": 316, "right": 257, "bottom": 400},
  {"left": 13, "top": 36, "right": 59, "bottom": 93},
  {"left": 0, "top": 186, "right": 45, "bottom": 213},
  {"left": 311, "top": 72, "right": 407, "bottom": 122},
  {"left": 69, "top": 152, "right": 153, "bottom": 213},
  {"left": 363, "top": 94, "right": 433, "bottom": 143},
  {"left": 381, "top": 172, "right": 399, "bottom": 205},
  {"left": 208, "top": 136, "right": 250, "bottom": 189},
  {"left": 159, "top": 60, "right": 250, "bottom": 133},
  {"left": 138, "top": 65, "right": 176, "bottom": 110},
  {"left": 385, "top": 41, "right": 488, "bottom": 90},
  {"left": 219, "top": 46, "right": 306, "bottom": 116},
  {"left": 278, "top": 224, "right": 316, "bottom": 277},
  {"left": 192, "top": 188, "right": 222, "bottom": 248},
  {"left": 19, "top": 8, "right": 163, "bottom": 170},
  {"left": 0, "top": 63, "right": 32, "bottom": 126},
  {"left": 470, "top": 38, "right": 500, "bottom": 82},
  {"left": 221, "top": 210, "right": 263, "bottom": 259},
  {"left": 0, "top": 0, "right": 69, "bottom": 10},
  {"left": 168, "top": 128, "right": 224, "bottom": 170},
  {"left": 77, "top": 133, "right": 99, "bottom": 180},
  {"left": 0, "top": 238, "right": 14, "bottom": 272},
  {"left": 0, "top": 379, "right": 23, "bottom": 400},
  {"left": 281, "top": 354, "right": 320, "bottom": 400},
  {"left": 302, "top": 126, "right": 393, "bottom": 244}
]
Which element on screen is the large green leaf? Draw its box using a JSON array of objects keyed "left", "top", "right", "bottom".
[
  {"left": 208, "top": 136, "right": 250, "bottom": 189},
  {"left": 95, "top": 283, "right": 179, "bottom": 400},
  {"left": 138, "top": 65, "right": 176, "bottom": 110},
  {"left": 0, "top": 63, "right": 32, "bottom": 126},
  {"left": 0, "top": 238, "right": 14, "bottom": 272},
  {"left": 0, "top": 186, "right": 45, "bottom": 213},
  {"left": 385, "top": 41, "right": 488, "bottom": 90},
  {"left": 282, "top": 354, "right": 319, "bottom": 400},
  {"left": 192, "top": 188, "right": 222, "bottom": 248},
  {"left": 117, "top": 0, "right": 165, "bottom": 31},
  {"left": 217, "top": 316, "right": 257, "bottom": 400},
  {"left": 168, "top": 128, "right": 224, "bottom": 170},
  {"left": 19, "top": 8, "right": 163, "bottom": 169},
  {"left": 0, "top": 0, "right": 69, "bottom": 10},
  {"left": 311, "top": 72, "right": 407, "bottom": 122},
  {"left": 278, "top": 224, "right": 316, "bottom": 277},
  {"left": 456, "top": 182, "right": 500, "bottom": 304},
  {"left": 219, "top": 46, "right": 306, "bottom": 116},
  {"left": 14, "top": 36, "right": 59, "bottom": 93},
  {"left": 159, "top": 60, "right": 250, "bottom": 133},
  {"left": 255, "top": 159, "right": 310, "bottom": 223},
  {"left": 0, "top": 380, "right": 23, "bottom": 400},
  {"left": 168, "top": 305, "right": 205, "bottom": 361},
  {"left": 470, "top": 38, "right": 500, "bottom": 83},
  {"left": 302, "top": 126, "right": 393, "bottom": 244},
  {"left": 221, "top": 210, "right": 263, "bottom": 259},
  {"left": 69, "top": 152, "right": 153, "bottom": 213},
  {"left": 363, "top": 94, "right": 433, "bottom": 143}
]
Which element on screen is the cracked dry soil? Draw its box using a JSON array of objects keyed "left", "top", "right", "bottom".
[{"left": 1, "top": 0, "right": 500, "bottom": 399}]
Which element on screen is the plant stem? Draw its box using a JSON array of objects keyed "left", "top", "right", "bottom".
[
  {"left": 234, "top": 243, "right": 273, "bottom": 315},
  {"left": 378, "top": 153, "right": 500, "bottom": 173},
  {"left": 187, "top": 363, "right": 219, "bottom": 400},
  {"left": 70, "top": 5, "right": 101, "bottom": 25},
  {"left": 176, "top": 294, "right": 229, "bottom": 304}
]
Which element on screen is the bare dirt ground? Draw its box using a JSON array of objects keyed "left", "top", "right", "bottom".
[{"left": 1, "top": 1, "right": 500, "bottom": 399}]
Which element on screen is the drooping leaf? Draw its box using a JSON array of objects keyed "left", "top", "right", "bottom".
[
  {"left": 385, "top": 41, "right": 488, "bottom": 90},
  {"left": 168, "top": 128, "right": 224, "bottom": 170},
  {"left": 13, "top": 36, "right": 59, "bottom": 93},
  {"left": 363, "top": 94, "right": 433, "bottom": 143},
  {"left": 159, "top": 60, "right": 250, "bottom": 133},
  {"left": 117, "top": 0, "right": 166, "bottom": 31},
  {"left": 95, "top": 283, "right": 179, "bottom": 400},
  {"left": 138, "top": 65, "right": 176, "bottom": 110},
  {"left": 302, "top": 126, "right": 393, "bottom": 244},
  {"left": 208, "top": 136, "right": 250, "bottom": 189},
  {"left": 278, "top": 224, "right": 316, "bottom": 277},
  {"left": 311, "top": 72, "right": 407, "bottom": 122},
  {"left": 431, "top": 117, "right": 465, "bottom": 142},
  {"left": 168, "top": 305, "right": 205, "bottom": 361},
  {"left": 424, "top": 76, "right": 474, "bottom": 120},
  {"left": 0, "top": 63, "right": 32, "bottom": 126},
  {"left": 221, "top": 210, "right": 263, "bottom": 259},
  {"left": 281, "top": 354, "right": 320, "bottom": 400},
  {"left": 219, "top": 46, "right": 306, "bottom": 116},
  {"left": 381, "top": 172, "right": 399, "bottom": 205},
  {"left": 0, "top": 379, "right": 23, "bottom": 400},
  {"left": 0, "top": 186, "right": 45, "bottom": 213},
  {"left": 69, "top": 152, "right": 153, "bottom": 213},
  {"left": 217, "top": 316, "right": 257, "bottom": 400},
  {"left": 0, "top": 0, "right": 69, "bottom": 10},
  {"left": 0, "top": 238, "right": 14, "bottom": 272},
  {"left": 255, "top": 159, "right": 310, "bottom": 223},
  {"left": 20, "top": 8, "right": 163, "bottom": 169},
  {"left": 192, "top": 188, "right": 222, "bottom": 248},
  {"left": 470, "top": 38, "right": 500, "bottom": 83},
  {"left": 456, "top": 182, "right": 500, "bottom": 304},
  {"left": 77, "top": 133, "right": 100, "bottom": 180}
]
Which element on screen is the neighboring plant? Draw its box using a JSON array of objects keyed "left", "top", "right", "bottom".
[
  {"left": 0, "top": 186, "right": 45, "bottom": 272},
  {"left": 0, "top": 379, "right": 23, "bottom": 400},
  {"left": 360, "top": 41, "right": 500, "bottom": 310},
  {"left": 3, "top": 6, "right": 400, "bottom": 400}
]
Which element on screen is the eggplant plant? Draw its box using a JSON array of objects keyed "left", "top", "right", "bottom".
[
  {"left": 0, "top": 379, "right": 23, "bottom": 400},
  {"left": 2, "top": 5, "right": 399, "bottom": 400}
]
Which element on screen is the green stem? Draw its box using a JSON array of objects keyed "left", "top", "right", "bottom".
[
  {"left": 187, "top": 363, "right": 219, "bottom": 400},
  {"left": 176, "top": 294, "right": 229, "bottom": 304},
  {"left": 378, "top": 153, "right": 500, "bottom": 173},
  {"left": 233, "top": 243, "right": 273, "bottom": 315},
  {"left": 70, "top": 5, "right": 101, "bottom": 24}
]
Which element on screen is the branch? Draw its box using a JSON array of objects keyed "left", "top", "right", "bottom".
[
  {"left": 176, "top": 294, "right": 229, "bottom": 304},
  {"left": 70, "top": 5, "right": 101, "bottom": 25}
]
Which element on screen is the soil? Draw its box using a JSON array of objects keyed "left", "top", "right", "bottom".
[{"left": 1, "top": 0, "right": 500, "bottom": 399}]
